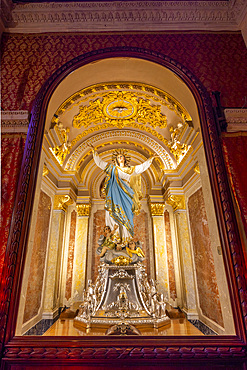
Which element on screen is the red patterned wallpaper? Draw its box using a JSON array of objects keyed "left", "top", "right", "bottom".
[
  {"left": 1, "top": 32, "right": 247, "bottom": 110},
  {"left": 0, "top": 134, "right": 26, "bottom": 280}
]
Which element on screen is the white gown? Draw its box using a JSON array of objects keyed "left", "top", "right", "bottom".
[{"left": 93, "top": 151, "right": 153, "bottom": 243}]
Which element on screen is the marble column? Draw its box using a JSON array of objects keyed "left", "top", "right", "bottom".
[
  {"left": 150, "top": 203, "right": 169, "bottom": 296},
  {"left": 166, "top": 195, "right": 197, "bottom": 318},
  {"left": 71, "top": 204, "right": 91, "bottom": 302},
  {"left": 43, "top": 195, "right": 73, "bottom": 319},
  {"left": 164, "top": 210, "right": 177, "bottom": 305}
]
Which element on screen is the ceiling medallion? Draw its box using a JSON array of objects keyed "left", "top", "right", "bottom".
[{"left": 104, "top": 99, "right": 136, "bottom": 119}]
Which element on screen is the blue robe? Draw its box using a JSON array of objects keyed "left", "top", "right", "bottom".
[{"left": 104, "top": 164, "right": 134, "bottom": 237}]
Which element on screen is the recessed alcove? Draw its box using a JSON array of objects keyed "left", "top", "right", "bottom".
[{"left": 15, "top": 57, "right": 235, "bottom": 337}]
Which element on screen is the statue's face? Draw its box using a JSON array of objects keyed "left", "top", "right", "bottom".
[
  {"left": 129, "top": 241, "right": 135, "bottom": 250},
  {"left": 104, "top": 226, "right": 111, "bottom": 235},
  {"left": 117, "top": 154, "right": 125, "bottom": 165}
]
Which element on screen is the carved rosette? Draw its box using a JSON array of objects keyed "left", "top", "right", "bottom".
[
  {"left": 166, "top": 195, "right": 185, "bottom": 211},
  {"left": 150, "top": 203, "right": 166, "bottom": 216},
  {"left": 76, "top": 203, "right": 91, "bottom": 217},
  {"left": 53, "top": 195, "right": 73, "bottom": 211}
]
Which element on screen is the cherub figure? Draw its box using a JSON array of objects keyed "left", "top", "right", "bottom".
[
  {"left": 125, "top": 240, "right": 145, "bottom": 259},
  {"left": 98, "top": 224, "right": 118, "bottom": 257}
]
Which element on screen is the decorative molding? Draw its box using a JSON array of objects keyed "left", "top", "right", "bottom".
[
  {"left": 65, "top": 130, "right": 175, "bottom": 172},
  {"left": 150, "top": 203, "right": 165, "bottom": 216},
  {"left": 3, "top": 345, "right": 247, "bottom": 360},
  {"left": 53, "top": 195, "right": 73, "bottom": 211},
  {"left": 5, "top": 1, "right": 247, "bottom": 33},
  {"left": 76, "top": 203, "right": 91, "bottom": 217},
  {"left": 166, "top": 194, "right": 186, "bottom": 211},
  {"left": 225, "top": 108, "right": 247, "bottom": 132},
  {"left": 1, "top": 110, "right": 29, "bottom": 133}
]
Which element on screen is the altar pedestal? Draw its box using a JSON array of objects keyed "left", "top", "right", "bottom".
[{"left": 74, "top": 263, "right": 170, "bottom": 334}]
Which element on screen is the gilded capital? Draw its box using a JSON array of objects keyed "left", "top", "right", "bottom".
[
  {"left": 76, "top": 203, "right": 91, "bottom": 217},
  {"left": 166, "top": 195, "right": 185, "bottom": 211},
  {"left": 150, "top": 203, "right": 166, "bottom": 216},
  {"left": 53, "top": 195, "right": 73, "bottom": 211}
]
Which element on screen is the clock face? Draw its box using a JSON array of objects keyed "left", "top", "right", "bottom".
[{"left": 104, "top": 99, "right": 136, "bottom": 119}]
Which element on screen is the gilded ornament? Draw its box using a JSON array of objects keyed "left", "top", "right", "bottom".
[
  {"left": 167, "top": 123, "right": 190, "bottom": 163},
  {"left": 166, "top": 195, "right": 185, "bottom": 211},
  {"left": 51, "top": 126, "right": 71, "bottom": 165},
  {"left": 194, "top": 163, "right": 200, "bottom": 174},
  {"left": 52, "top": 82, "right": 191, "bottom": 127},
  {"left": 111, "top": 255, "right": 132, "bottom": 266},
  {"left": 42, "top": 164, "right": 49, "bottom": 177},
  {"left": 150, "top": 203, "right": 166, "bottom": 216},
  {"left": 53, "top": 195, "right": 73, "bottom": 211},
  {"left": 73, "top": 90, "right": 167, "bottom": 130},
  {"left": 76, "top": 203, "right": 91, "bottom": 217}
]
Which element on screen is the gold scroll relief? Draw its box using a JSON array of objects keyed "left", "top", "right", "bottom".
[
  {"left": 166, "top": 195, "right": 185, "bottom": 211},
  {"left": 53, "top": 195, "right": 73, "bottom": 211}
]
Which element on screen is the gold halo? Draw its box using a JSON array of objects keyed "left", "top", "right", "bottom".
[{"left": 112, "top": 148, "right": 131, "bottom": 166}]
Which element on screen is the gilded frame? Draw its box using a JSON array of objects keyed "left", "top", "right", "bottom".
[{"left": 1, "top": 47, "right": 247, "bottom": 368}]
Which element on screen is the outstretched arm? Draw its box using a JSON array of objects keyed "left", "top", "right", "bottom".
[
  {"left": 133, "top": 155, "right": 157, "bottom": 175},
  {"left": 88, "top": 143, "right": 108, "bottom": 171}
]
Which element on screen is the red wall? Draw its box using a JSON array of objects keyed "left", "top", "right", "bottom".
[{"left": 1, "top": 32, "right": 247, "bottom": 111}]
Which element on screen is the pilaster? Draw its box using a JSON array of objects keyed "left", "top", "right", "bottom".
[
  {"left": 43, "top": 195, "right": 73, "bottom": 318},
  {"left": 166, "top": 194, "right": 197, "bottom": 319}
]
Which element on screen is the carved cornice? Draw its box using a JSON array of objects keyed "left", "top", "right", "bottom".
[
  {"left": 225, "top": 109, "right": 247, "bottom": 132},
  {"left": 150, "top": 203, "right": 165, "bottom": 216},
  {"left": 5, "top": 1, "right": 247, "bottom": 33},
  {"left": 53, "top": 195, "right": 73, "bottom": 211},
  {"left": 76, "top": 203, "right": 91, "bottom": 217},
  {"left": 1, "top": 110, "right": 30, "bottom": 133},
  {"left": 166, "top": 194, "right": 185, "bottom": 211}
]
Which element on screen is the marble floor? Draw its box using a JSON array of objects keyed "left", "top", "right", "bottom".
[{"left": 43, "top": 318, "right": 204, "bottom": 336}]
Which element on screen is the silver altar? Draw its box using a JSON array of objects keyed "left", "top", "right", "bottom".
[{"left": 74, "top": 262, "right": 170, "bottom": 333}]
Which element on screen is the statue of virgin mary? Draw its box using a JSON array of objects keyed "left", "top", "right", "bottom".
[{"left": 90, "top": 145, "right": 155, "bottom": 245}]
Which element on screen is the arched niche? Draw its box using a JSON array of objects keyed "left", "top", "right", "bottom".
[{"left": 1, "top": 48, "right": 246, "bottom": 367}]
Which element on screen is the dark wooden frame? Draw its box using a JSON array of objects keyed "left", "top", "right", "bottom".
[{"left": 1, "top": 47, "right": 247, "bottom": 368}]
